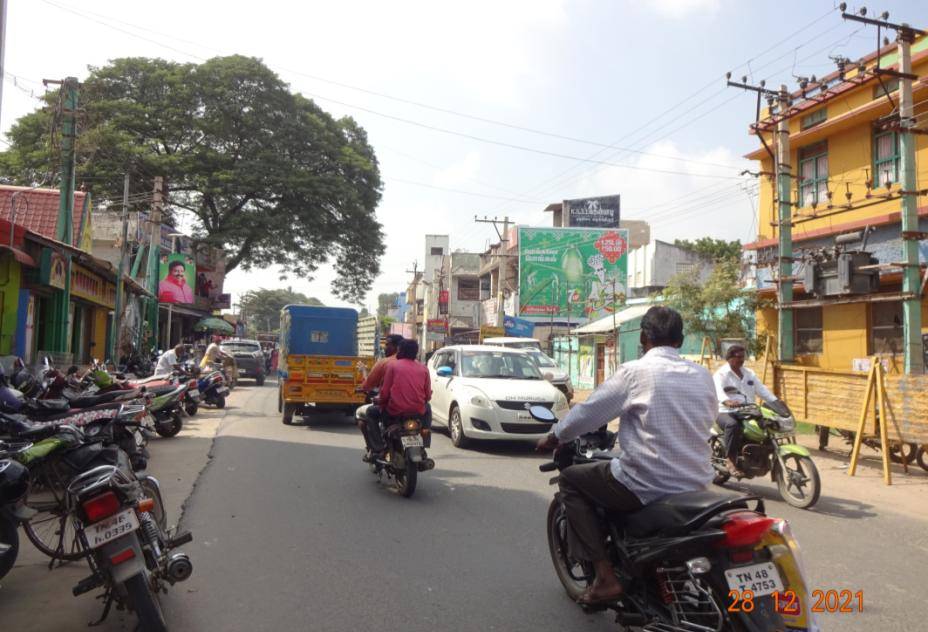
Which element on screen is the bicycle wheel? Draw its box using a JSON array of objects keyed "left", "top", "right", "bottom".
[{"left": 22, "top": 486, "right": 84, "bottom": 561}]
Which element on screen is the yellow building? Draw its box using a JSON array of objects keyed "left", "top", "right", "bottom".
[{"left": 745, "top": 31, "right": 928, "bottom": 374}]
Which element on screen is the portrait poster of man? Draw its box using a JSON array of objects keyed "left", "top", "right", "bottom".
[{"left": 159, "top": 253, "right": 196, "bottom": 304}]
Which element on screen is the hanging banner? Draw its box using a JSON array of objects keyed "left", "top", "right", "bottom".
[
  {"left": 503, "top": 315, "right": 535, "bottom": 338},
  {"left": 158, "top": 253, "right": 196, "bottom": 304},
  {"left": 518, "top": 227, "right": 629, "bottom": 320},
  {"left": 564, "top": 195, "right": 620, "bottom": 228}
]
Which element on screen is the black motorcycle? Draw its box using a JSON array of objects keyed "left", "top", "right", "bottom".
[
  {"left": 531, "top": 406, "right": 818, "bottom": 631},
  {"left": 355, "top": 399, "right": 435, "bottom": 498}
]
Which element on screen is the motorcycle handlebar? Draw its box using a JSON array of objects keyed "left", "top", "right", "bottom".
[{"left": 539, "top": 461, "right": 558, "bottom": 472}]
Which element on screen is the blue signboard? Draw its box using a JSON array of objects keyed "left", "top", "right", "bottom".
[{"left": 504, "top": 315, "right": 535, "bottom": 338}]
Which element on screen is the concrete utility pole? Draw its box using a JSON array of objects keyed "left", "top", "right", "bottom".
[
  {"left": 474, "top": 215, "right": 510, "bottom": 326},
  {"left": 897, "top": 26, "right": 924, "bottom": 374},
  {"left": 46, "top": 77, "right": 79, "bottom": 353},
  {"left": 775, "top": 85, "right": 795, "bottom": 363},
  {"left": 148, "top": 176, "right": 164, "bottom": 350},
  {"left": 0, "top": 0, "right": 7, "bottom": 122},
  {"left": 108, "top": 174, "right": 130, "bottom": 362}
]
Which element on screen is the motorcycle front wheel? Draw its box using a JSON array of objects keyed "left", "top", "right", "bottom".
[
  {"left": 776, "top": 454, "right": 821, "bottom": 509},
  {"left": 917, "top": 445, "right": 928, "bottom": 473},
  {"left": 546, "top": 499, "right": 593, "bottom": 601},
  {"left": 124, "top": 571, "right": 167, "bottom": 632},
  {"left": 709, "top": 436, "right": 730, "bottom": 485}
]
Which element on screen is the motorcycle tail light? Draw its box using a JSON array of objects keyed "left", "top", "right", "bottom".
[
  {"left": 718, "top": 512, "right": 776, "bottom": 548},
  {"left": 404, "top": 420, "right": 420, "bottom": 432},
  {"left": 420, "top": 428, "right": 431, "bottom": 439},
  {"left": 83, "top": 491, "right": 121, "bottom": 523}
]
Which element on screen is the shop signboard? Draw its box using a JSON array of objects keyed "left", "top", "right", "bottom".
[
  {"left": 427, "top": 318, "right": 448, "bottom": 335},
  {"left": 212, "top": 293, "right": 232, "bottom": 309},
  {"left": 503, "top": 315, "right": 535, "bottom": 338},
  {"left": 564, "top": 195, "right": 620, "bottom": 228},
  {"left": 479, "top": 325, "right": 505, "bottom": 342},
  {"left": 518, "top": 227, "right": 629, "bottom": 321},
  {"left": 158, "top": 253, "right": 196, "bottom": 304},
  {"left": 71, "top": 265, "right": 116, "bottom": 309}
]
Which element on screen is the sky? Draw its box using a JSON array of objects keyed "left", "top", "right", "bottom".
[{"left": 2, "top": 0, "right": 927, "bottom": 311}]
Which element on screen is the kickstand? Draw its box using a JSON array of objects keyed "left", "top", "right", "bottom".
[{"left": 88, "top": 588, "right": 115, "bottom": 627}]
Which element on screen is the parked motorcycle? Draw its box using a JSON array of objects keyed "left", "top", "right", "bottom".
[
  {"left": 0, "top": 446, "right": 32, "bottom": 579},
  {"left": 68, "top": 460, "right": 193, "bottom": 632},
  {"left": 198, "top": 368, "right": 229, "bottom": 409},
  {"left": 356, "top": 399, "right": 435, "bottom": 498},
  {"left": 146, "top": 384, "right": 187, "bottom": 438},
  {"left": 711, "top": 392, "right": 821, "bottom": 509},
  {"left": 532, "top": 406, "right": 819, "bottom": 631}
]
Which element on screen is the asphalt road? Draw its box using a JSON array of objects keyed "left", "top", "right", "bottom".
[{"left": 161, "top": 380, "right": 928, "bottom": 632}]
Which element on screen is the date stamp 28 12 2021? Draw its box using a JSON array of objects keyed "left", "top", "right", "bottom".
[{"left": 728, "top": 589, "right": 864, "bottom": 615}]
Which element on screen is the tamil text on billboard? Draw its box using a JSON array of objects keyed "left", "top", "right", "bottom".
[
  {"left": 564, "top": 195, "right": 620, "bottom": 228},
  {"left": 519, "top": 227, "right": 628, "bottom": 320},
  {"left": 158, "top": 252, "right": 196, "bottom": 304}
]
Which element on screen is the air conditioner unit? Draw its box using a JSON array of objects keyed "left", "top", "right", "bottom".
[{"left": 802, "top": 252, "right": 879, "bottom": 297}]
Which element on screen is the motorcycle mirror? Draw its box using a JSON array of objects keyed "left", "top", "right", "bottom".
[{"left": 528, "top": 405, "right": 556, "bottom": 423}]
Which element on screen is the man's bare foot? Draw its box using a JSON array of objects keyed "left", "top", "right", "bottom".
[{"left": 726, "top": 459, "right": 745, "bottom": 478}]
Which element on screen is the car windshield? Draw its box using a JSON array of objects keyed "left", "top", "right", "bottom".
[
  {"left": 222, "top": 343, "right": 260, "bottom": 354},
  {"left": 526, "top": 351, "right": 557, "bottom": 368},
  {"left": 460, "top": 351, "right": 542, "bottom": 379}
]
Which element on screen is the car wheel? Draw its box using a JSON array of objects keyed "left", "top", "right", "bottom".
[{"left": 449, "top": 405, "right": 470, "bottom": 449}]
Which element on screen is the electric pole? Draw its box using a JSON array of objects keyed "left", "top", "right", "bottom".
[
  {"left": 148, "top": 176, "right": 164, "bottom": 350},
  {"left": 474, "top": 215, "right": 511, "bottom": 327},
  {"left": 840, "top": 4, "right": 925, "bottom": 373},
  {"left": 44, "top": 77, "right": 79, "bottom": 353},
  {"left": 109, "top": 174, "right": 130, "bottom": 362}
]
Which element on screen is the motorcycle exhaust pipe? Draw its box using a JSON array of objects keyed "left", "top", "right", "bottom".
[
  {"left": 165, "top": 552, "right": 193, "bottom": 582},
  {"left": 418, "top": 458, "right": 436, "bottom": 472}
]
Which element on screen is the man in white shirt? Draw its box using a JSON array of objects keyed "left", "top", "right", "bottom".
[
  {"left": 155, "top": 344, "right": 186, "bottom": 376},
  {"left": 713, "top": 344, "right": 778, "bottom": 477},
  {"left": 536, "top": 306, "right": 717, "bottom": 606}
]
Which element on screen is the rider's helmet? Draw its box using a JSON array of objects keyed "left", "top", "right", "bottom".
[
  {"left": 10, "top": 370, "right": 39, "bottom": 398},
  {"left": 0, "top": 458, "right": 29, "bottom": 504}
]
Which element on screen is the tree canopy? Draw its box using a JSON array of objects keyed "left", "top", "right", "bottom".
[
  {"left": 674, "top": 237, "right": 742, "bottom": 263},
  {"left": 662, "top": 258, "right": 767, "bottom": 355},
  {"left": 0, "top": 56, "right": 384, "bottom": 302},
  {"left": 240, "top": 288, "right": 323, "bottom": 334},
  {"left": 376, "top": 292, "right": 401, "bottom": 319}
]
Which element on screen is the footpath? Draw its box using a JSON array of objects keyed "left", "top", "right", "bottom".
[{"left": 0, "top": 383, "right": 244, "bottom": 631}]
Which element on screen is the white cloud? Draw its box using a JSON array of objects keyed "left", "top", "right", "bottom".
[{"left": 647, "top": 0, "right": 721, "bottom": 19}]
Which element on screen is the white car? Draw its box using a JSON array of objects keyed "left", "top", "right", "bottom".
[
  {"left": 428, "top": 345, "right": 570, "bottom": 448},
  {"left": 482, "top": 338, "right": 574, "bottom": 401}
]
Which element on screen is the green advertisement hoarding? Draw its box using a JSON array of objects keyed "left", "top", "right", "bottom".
[{"left": 518, "top": 227, "right": 629, "bottom": 320}]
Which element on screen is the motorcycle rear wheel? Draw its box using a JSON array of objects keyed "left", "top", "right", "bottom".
[
  {"left": 125, "top": 571, "right": 167, "bottom": 632},
  {"left": 917, "top": 446, "right": 928, "bottom": 473},
  {"left": 185, "top": 401, "right": 198, "bottom": 416},
  {"left": 0, "top": 514, "right": 19, "bottom": 580},
  {"left": 394, "top": 457, "right": 418, "bottom": 498},
  {"left": 709, "top": 436, "right": 730, "bottom": 485},
  {"left": 776, "top": 454, "right": 821, "bottom": 509},
  {"left": 888, "top": 442, "right": 917, "bottom": 465},
  {"left": 546, "top": 499, "right": 592, "bottom": 601},
  {"left": 22, "top": 488, "right": 84, "bottom": 561},
  {"left": 155, "top": 412, "right": 183, "bottom": 438}
]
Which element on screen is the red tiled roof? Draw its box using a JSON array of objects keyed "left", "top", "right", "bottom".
[{"left": 0, "top": 185, "right": 87, "bottom": 244}]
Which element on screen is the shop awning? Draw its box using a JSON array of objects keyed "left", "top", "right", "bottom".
[
  {"left": 159, "top": 303, "right": 213, "bottom": 318},
  {"left": 571, "top": 304, "right": 653, "bottom": 335},
  {"left": 0, "top": 244, "right": 36, "bottom": 267}
]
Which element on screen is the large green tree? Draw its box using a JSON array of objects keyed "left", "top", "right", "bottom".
[
  {"left": 240, "top": 288, "right": 323, "bottom": 334},
  {"left": 662, "top": 258, "right": 767, "bottom": 355},
  {"left": 0, "top": 56, "right": 384, "bottom": 302},
  {"left": 674, "top": 237, "right": 742, "bottom": 263}
]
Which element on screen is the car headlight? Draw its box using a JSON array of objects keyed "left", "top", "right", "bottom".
[
  {"left": 554, "top": 392, "right": 569, "bottom": 411},
  {"left": 470, "top": 394, "right": 492, "bottom": 408}
]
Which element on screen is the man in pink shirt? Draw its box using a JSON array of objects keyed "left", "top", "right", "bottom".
[
  {"left": 368, "top": 339, "right": 431, "bottom": 456},
  {"left": 159, "top": 260, "right": 194, "bottom": 303}
]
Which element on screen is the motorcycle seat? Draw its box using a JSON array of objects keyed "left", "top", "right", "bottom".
[
  {"left": 0, "top": 415, "right": 60, "bottom": 440},
  {"left": 67, "top": 390, "right": 133, "bottom": 408},
  {"left": 27, "top": 399, "right": 70, "bottom": 412},
  {"left": 133, "top": 374, "right": 169, "bottom": 385},
  {"left": 147, "top": 384, "right": 179, "bottom": 397},
  {"left": 622, "top": 490, "right": 751, "bottom": 538}
]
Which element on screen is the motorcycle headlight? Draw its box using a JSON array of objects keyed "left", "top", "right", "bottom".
[
  {"left": 470, "top": 394, "right": 492, "bottom": 408},
  {"left": 775, "top": 416, "right": 796, "bottom": 433}
]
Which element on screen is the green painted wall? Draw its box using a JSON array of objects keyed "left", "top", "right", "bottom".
[{"left": 0, "top": 254, "right": 22, "bottom": 355}]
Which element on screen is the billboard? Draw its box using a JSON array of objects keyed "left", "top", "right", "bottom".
[
  {"left": 518, "top": 227, "right": 628, "bottom": 320},
  {"left": 503, "top": 315, "right": 535, "bottom": 338},
  {"left": 564, "top": 195, "right": 620, "bottom": 228},
  {"left": 158, "top": 252, "right": 196, "bottom": 304}
]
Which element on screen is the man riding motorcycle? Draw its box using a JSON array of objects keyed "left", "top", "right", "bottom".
[
  {"left": 535, "top": 306, "right": 717, "bottom": 606},
  {"left": 200, "top": 335, "right": 231, "bottom": 370},
  {"left": 356, "top": 334, "right": 404, "bottom": 454},
  {"left": 366, "top": 339, "right": 431, "bottom": 460},
  {"left": 713, "top": 344, "right": 778, "bottom": 478}
]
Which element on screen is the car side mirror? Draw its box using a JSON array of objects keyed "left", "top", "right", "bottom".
[
  {"left": 543, "top": 372, "right": 554, "bottom": 381},
  {"left": 436, "top": 366, "right": 453, "bottom": 378},
  {"left": 528, "top": 405, "right": 556, "bottom": 423}
]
